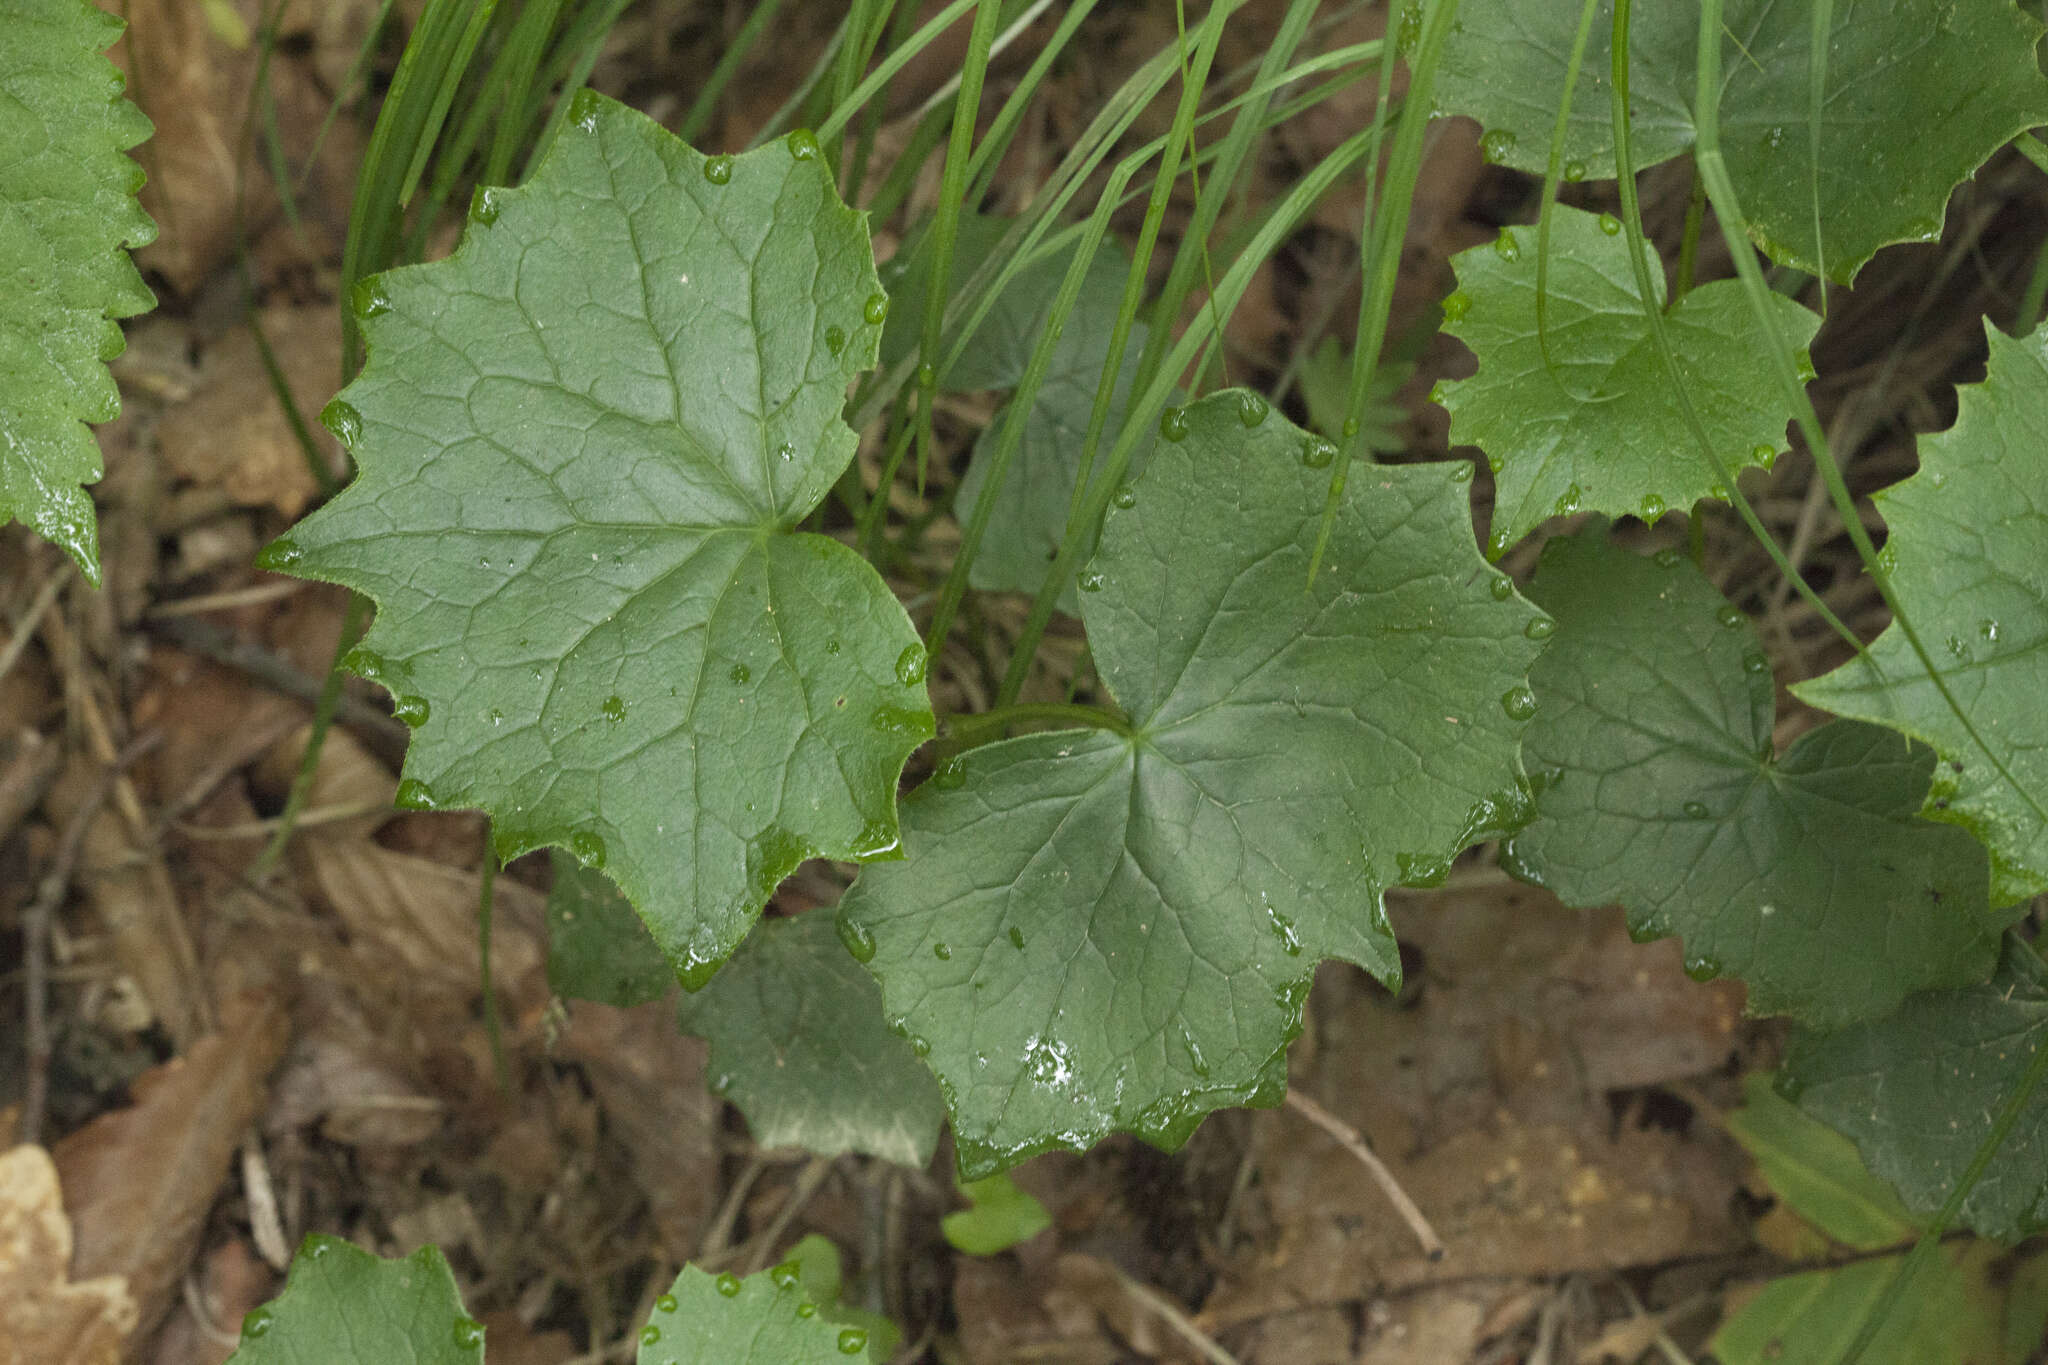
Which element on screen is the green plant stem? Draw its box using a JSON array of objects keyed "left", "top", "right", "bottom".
[
  {"left": 251, "top": 593, "right": 373, "bottom": 879},
  {"left": 815, "top": 0, "right": 978, "bottom": 146},
  {"left": 940, "top": 702, "right": 1131, "bottom": 752},
  {"left": 477, "top": 833, "right": 510, "bottom": 1094},
  {"left": 1673, "top": 161, "right": 1707, "bottom": 302},
  {"left": 1533, "top": 0, "right": 1602, "bottom": 386},
  {"left": 1689, "top": 0, "right": 2048, "bottom": 834},
  {"left": 1603, "top": 0, "right": 1861, "bottom": 657},
  {"left": 843, "top": 0, "right": 925, "bottom": 201},
  {"left": 1305, "top": 0, "right": 1459, "bottom": 585}
]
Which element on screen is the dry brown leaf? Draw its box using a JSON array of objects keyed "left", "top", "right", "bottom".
[
  {"left": 0, "top": 1146, "right": 136, "bottom": 1365},
  {"left": 157, "top": 307, "right": 344, "bottom": 518},
  {"left": 553, "top": 1001, "right": 718, "bottom": 1262},
  {"left": 476, "top": 1309, "right": 576, "bottom": 1365},
  {"left": 266, "top": 988, "right": 446, "bottom": 1149},
  {"left": 145, "top": 1238, "right": 274, "bottom": 1365},
  {"left": 952, "top": 1252, "right": 1123, "bottom": 1365},
  {"left": 53, "top": 992, "right": 290, "bottom": 1351}
]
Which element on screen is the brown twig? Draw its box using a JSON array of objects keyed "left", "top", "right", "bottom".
[
  {"left": 0, "top": 729, "right": 64, "bottom": 846},
  {"left": 21, "top": 730, "right": 162, "bottom": 1144},
  {"left": 1284, "top": 1089, "right": 1446, "bottom": 1262}
]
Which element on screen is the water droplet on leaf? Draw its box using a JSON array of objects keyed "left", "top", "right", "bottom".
[
  {"left": 932, "top": 941, "right": 951, "bottom": 960},
  {"left": 1742, "top": 652, "right": 1770, "bottom": 675},
  {"left": 1489, "top": 576, "right": 1514, "bottom": 600},
  {"left": 242, "top": 1308, "right": 274, "bottom": 1339},
  {"left": 392, "top": 695, "right": 429, "bottom": 727},
  {"left": 469, "top": 188, "right": 500, "bottom": 226},
  {"left": 570, "top": 830, "right": 606, "bottom": 868},
  {"left": 1654, "top": 548, "right": 1684, "bottom": 569},
  {"left": 839, "top": 1328, "right": 870, "bottom": 1355},
  {"left": 1238, "top": 392, "right": 1269, "bottom": 426},
  {"left": 787, "top": 128, "right": 820, "bottom": 160},
  {"left": 656, "top": 1294, "right": 678, "bottom": 1314},
  {"left": 350, "top": 280, "right": 390, "bottom": 320},
  {"left": 1493, "top": 229, "right": 1520, "bottom": 262},
  {"left": 1639, "top": 494, "right": 1666, "bottom": 520},
  {"left": 1683, "top": 955, "right": 1721, "bottom": 982},
  {"left": 1524, "top": 618, "right": 1555, "bottom": 640},
  {"left": 1563, "top": 159, "right": 1588, "bottom": 182},
  {"left": 1500, "top": 685, "right": 1538, "bottom": 721},
  {"left": 1554, "top": 483, "right": 1581, "bottom": 515},
  {"left": 602, "top": 694, "right": 627, "bottom": 723},
  {"left": 569, "top": 87, "right": 603, "bottom": 130},
  {"left": 1158, "top": 406, "right": 1190, "bottom": 441},
  {"left": 703, "top": 154, "right": 734, "bottom": 184},
  {"left": 771, "top": 1261, "right": 801, "bottom": 1289},
  {"left": 837, "top": 915, "right": 877, "bottom": 963},
  {"left": 1077, "top": 568, "right": 1105, "bottom": 592},
  {"left": 322, "top": 399, "right": 364, "bottom": 448},
  {"left": 1683, "top": 800, "right": 1710, "bottom": 819},
  {"left": 1598, "top": 212, "right": 1622, "bottom": 236},
  {"left": 896, "top": 644, "right": 928, "bottom": 686},
  {"left": 730, "top": 663, "right": 751, "bottom": 684},
  {"left": 932, "top": 760, "right": 966, "bottom": 790},
  {"left": 640, "top": 1325, "right": 661, "bottom": 1346},
  {"left": 257, "top": 537, "right": 302, "bottom": 571},
  {"left": 1486, "top": 527, "right": 1512, "bottom": 559},
  {"left": 1008, "top": 925, "right": 1025, "bottom": 949},
  {"left": 1112, "top": 484, "right": 1137, "bottom": 509},
  {"left": 825, "top": 325, "right": 846, "bottom": 356},
  {"left": 716, "top": 1272, "right": 742, "bottom": 1297},
  {"left": 1441, "top": 290, "right": 1471, "bottom": 323},
  {"left": 1300, "top": 435, "right": 1337, "bottom": 469},
  {"left": 394, "top": 779, "right": 438, "bottom": 811},
  {"left": 1479, "top": 128, "right": 1516, "bottom": 163}
]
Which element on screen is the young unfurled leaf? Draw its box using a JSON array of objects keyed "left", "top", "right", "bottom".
[
  {"left": 1439, "top": 206, "right": 1817, "bottom": 554},
  {"left": 546, "top": 851, "right": 671, "bottom": 1007},
  {"left": 780, "top": 1234, "right": 903, "bottom": 1359},
  {"left": 270, "top": 95, "right": 931, "bottom": 989},
  {"left": 1502, "top": 532, "right": 1999, "bottom": 1028},
  {"left": 1, "top": 0, "right": 158, "bottom": 584},
  {"left": 675, "top": 910, "right": 945, "bottom": 1166},
  {"left": 225, "top": 1236, "right": 482, "bottom": 1365},
  {"left": 1434, "top": 0, "right": 2048, "bottom": 282},
  {"left": 942, "top": 1171, "right": 1052, "bottom": 1256},
  {"left": 1796, "top": 322, "right": 2048, "bottom": 904},
  {"left": 1783, "top": 935, "right": 2048, "bottom": 1242},
  {"left": 1709, "top": 1239, "right": 2048, "bottom": 1365},
  {"left": 1726, "top": 1072, "right": 1917, "bottom": 1252},
  {"left": 839, "top": 392, "right": 1545, "bottom": 1177}
]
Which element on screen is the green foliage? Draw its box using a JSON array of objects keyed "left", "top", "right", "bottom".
[
  {"left": 224, "top": 1236, "right": 483, "bottom": 1365},
  {"left": 1438, "top": 206, "right": 1817, "bottom": 552},
  {"left": 780, "top": 1234, "right": 903, "bottom": 1360},
  {"left": 0, "top": 0, "right": 157, "bottom": 585},
  {"left": 636, "top": 1263, "right": 883, "bottom": 1364},
  {"left": 1433, "top": 0, "right": 2048, "bottom": 282},
  {"left": 1503, "top": 532, "right": 2000, "bottom": 1028},
  {"left": 1726, "top": 1072, "right": 1917, "bottom": 1251},
  {"left": 1783, "top": 935, "right": 2048, "bottom": 1242},
  {"left": 546, "top": 850, "right": 671, "bottom": 1006},
  {"left": 838, "top": 392, "right": 1543, "bottom": 1175},
  {"left": 676, "top": 909, "right": 946, "bottom": 1166},
  {"left": 1795, "top": 323, "right": 2048, "bottom": 904},
  {"left": 1709, "top": 1240, "right": 2048, "bottom": 1365},
  {"left": 942, "top": 1171, "right": 1052, "bottom": 1256},
  {"left": 269, "top": 94, "right": 931, "bottom": 988}
]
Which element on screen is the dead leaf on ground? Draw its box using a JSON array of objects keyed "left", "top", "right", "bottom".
[
  {"left": 53, "top": 991, "right": 290, "bottom": 1348},
  {"left": 552, "top": 1001, "right": 718, "bottom": 1264},
  {"left": 146, "top": 1238, "right": 274, "bottom": 1365},
  {"left": 0, "top": 1146, "right": 137, "bottom": 1365},
  {"left": 158, "top": 306, "right": 344, "bottom": 518}
]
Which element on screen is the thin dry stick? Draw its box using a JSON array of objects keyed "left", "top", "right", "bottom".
[
  {"left": 1098, "top": 1259, "right": 1242, "bottom": 1365},
  {"left": 0, "top": 567, "right": 68, "bottom": 686},
  {"left": 741, "top": 1155, "right": 835, "bottom": 1273},
  {"left": 1284, "top": 1089, "right": 1446, "bottom": 1261},
  {"left": 21, "top": 731, "right": 161, "bottom": 1144}
]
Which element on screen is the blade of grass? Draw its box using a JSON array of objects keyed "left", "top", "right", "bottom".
[{"left": 676, "top": 0, "right": 795, "bottom": 144}]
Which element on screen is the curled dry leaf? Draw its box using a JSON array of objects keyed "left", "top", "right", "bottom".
[
  {"left": 0, "top": 1145, "right": 136, "bottom": 1365},
  {"left": 53, "top": 991, "right": 289, "bottom": 1347}
]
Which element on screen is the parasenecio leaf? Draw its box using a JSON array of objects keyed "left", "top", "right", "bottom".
[
  {"left": 269, "top": 94, "right": 931, "bottom": 989},
  {"left": 1783, "top": 934, "right": 2048, "bottom": 1243},
  {"left": 1433, "top": 0, "right": 2048, "bottom": 282},
  {"left": 636, "top": 1263, "right": 881, "bottom": 1363},
  {"left": 0, "top": 0, "right": 157, "bottom": 585},
  {"left": 839, "top": 392, "right": 1545, "bottom": 1177},
  {"left": 1439, "top": 206, "right": 1817, "bottom": 555},
  {"left": 1795, "top": 322, "right": 2048, "bottom": 904},
  {"left": 676, "top": 909, "right": 946, "bottom": 1166},
  {"left": 1502, "top": 532, "right": 1999, "bottom": 1028},
  {"left": 546, "top": 850, "right": 670, "bottom": 1007},
  {"left": 225, "top": 1236, "right": 483, "bottom": 1365}
]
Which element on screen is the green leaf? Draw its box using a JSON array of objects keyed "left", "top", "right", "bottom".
[
  {"left": 839, "top": 392, "right": 1545, "bottom": 1177},
  {"left": 546, "top": 850, "right": 672, "bottom": 1006},
  {"left": 1795, "top": 322, "right": 2048, "bottom": 904},
  {"left": 781, "top": 1234, "right": 903, "bottom": 1359},
  {"left": 1783, "top": 935, "right": 2048, "bottom": 1242},
  {"left": 675, "top": 909, "right": 946, "bottom": 1166},
  {"left": 1439, "top": 206, "right": 1818, "bottom": 554},
  {"left": 637, "top": 1263, "right": 881, "bottom": 1363},
  {"left": 1726, "top": 1071, "right": 1918, "bottom": 1251},
  {"left": 1434, "top": 0, "right": 2048, "bottom": 282},
  {"left": 1, "top": 0, "right": 157, "bottom": 585},
  {"left": 1501, "top": 532, "right": 1999, "bottom": 1028},
  {"left": 272, "top": 94, "right": 932, "bottom": 989},
  {"left": 1709, "top": 1239, "right": 2048, "bottom": 1365},
  {"left": 878, "top": 213, "right": 1064, "bottom": 392},
  {"left": 225, "top": 1235, "right": 484, "bottom": 1365},
  {"left": 953, "top": 239, "right": 1161, "bottom": 612},
  {"left": 942, "top": 1171, "right": 1052, "bottom": 1256}
]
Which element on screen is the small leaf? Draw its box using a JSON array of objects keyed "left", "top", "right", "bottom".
[
  {"left": 225, "top": 1236, "right": 482, "bottom": 1365},
  {"left": 1783, "top": 934, "right": 2048, "bottom": 1242},
  {"left": 0, "top": 0, "right": 158, "bottom": 584},
  {"left": 840, "top": 392, "right": 1544, "bottom": 1176},
  {"left": 1435, "top": 0, "right": 2048, "bottom": 282},
  {"left": 1796, "top": 322, "right": 2048, "bottom": 904},
  {"left": 942, "top": 1172, "right": 1052, "bottom": 1256},
  {"left": 1709, "top": 1239, "right": 2048, "bottom": 1365},
  {"left": 1726, "top": 1072, "right": 1917, "bottom": 1252},
  {"left": 275, "top": 95, "right": 931, "bottom": 987},
  {"left": 953, "top": 236, "right": 1161, "bottom": 611},
  {"left": 635, "top": 1263, "right": 879, "bottom": 1363},
  {"left": 1440, "top": 206, "right": 1817, "bottom": 551},
  {"left": 781, "top": 1234, "right": 902, "bottom": 1359},
  {"left": 546, "top": 850, "right": 672, "bottom": 1006},
  {"left": 878, "top": 213, "right": 1066, "bottom": 392},
  {"left": 675, "top": 910, "right": 946, "bottom": 1166},
  {"left": 1503, "top": 532, "right": 1999, "bottom": 1028}
]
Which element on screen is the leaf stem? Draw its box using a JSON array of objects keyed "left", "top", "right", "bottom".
[{"left": 939, "top": 701, "right": 1131, "bottom": 746}]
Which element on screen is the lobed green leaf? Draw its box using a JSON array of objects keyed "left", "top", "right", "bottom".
[
  {"left": 272, "top": 95, "right": 931, "bottom": 989},
  {"left": 225, "top": 1236, "right": 482, "bottom": 1365},
  {"left": 1503, "top": 532, "right": 2000, "bottom": 1028},
  {"left": 840, "top": 392, "right": 1545, "bottom": 1176}
]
